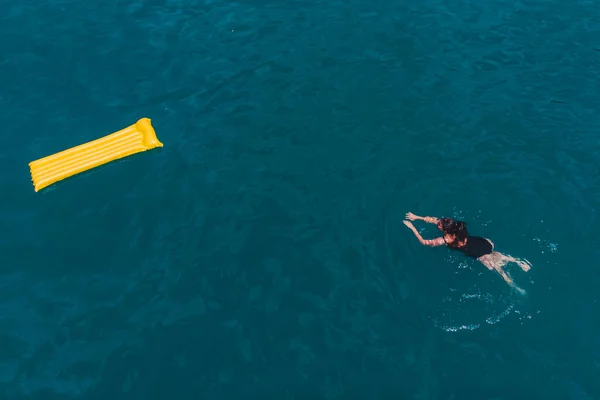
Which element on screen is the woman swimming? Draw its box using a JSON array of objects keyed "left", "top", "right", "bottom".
[{"left": 403, "top": 212, "right": 531, "bottom": 294}]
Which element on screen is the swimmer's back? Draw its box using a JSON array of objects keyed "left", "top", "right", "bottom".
[{"left": 453, "top": 236, "right": 493, "bottom": 259}]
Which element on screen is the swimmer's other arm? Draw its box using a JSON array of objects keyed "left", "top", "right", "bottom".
[
  {"left": 405, "top": 212, "right": 438, "bottom": 224},
  {"left": 403, "top": 221, "right": 446, "bottom": 247}
]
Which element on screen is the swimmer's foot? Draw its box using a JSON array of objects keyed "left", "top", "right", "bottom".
[
  {"left": 514, "top": 286, "right": 526, "bottom": 295},
  {"left": 517, "top": 260, "right": 532, "bottom": 272}
]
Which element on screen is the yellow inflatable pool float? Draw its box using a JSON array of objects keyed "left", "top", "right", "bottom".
[{"left": 29, "top": 118, "right": 163, "bottom": 192}]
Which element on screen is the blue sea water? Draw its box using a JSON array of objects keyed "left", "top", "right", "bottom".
[{"left": 1, "top": 0, "right": 600, "bottom": 398}]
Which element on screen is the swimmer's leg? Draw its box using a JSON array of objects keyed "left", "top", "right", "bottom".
[
  {"left": 478, "top": 254, "right": 526, "bottom": 294},
  {"left": 496, "top": 252, "right": 532, "bottom": 272}
]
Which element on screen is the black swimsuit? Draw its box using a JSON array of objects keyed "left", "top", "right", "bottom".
[{"left": 450, "top": 236, "right": 493, "bottom": 259}]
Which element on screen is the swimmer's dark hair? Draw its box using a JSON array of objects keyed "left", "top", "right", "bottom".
[
  {"left": 439, "top": 218, "right": 469, "bottom": 248},
  {"left": 438, "top": 217, "right": 455, "bottom": 232},
  {"left": 452, "top": 221, "right": 468, "bottom": 241}
]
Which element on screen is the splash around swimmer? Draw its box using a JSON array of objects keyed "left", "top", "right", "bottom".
[{"left": 403, "top": 212, "right": 531, "bottom": 294}]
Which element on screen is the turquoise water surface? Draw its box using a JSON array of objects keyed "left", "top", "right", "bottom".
[{"left": 1, "top": 0, "right": 599, "bottom": 398}]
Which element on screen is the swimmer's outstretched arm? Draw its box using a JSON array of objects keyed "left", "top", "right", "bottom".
[
  {"left": 405, "top": 212, "right": 438, "bottom": 224},
  {"left": 403, "top": 221, "right": 446, "bottom": 247}
]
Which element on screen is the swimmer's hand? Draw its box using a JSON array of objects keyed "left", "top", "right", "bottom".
[{"left": 405, "top": 212, "right": 420, "bottom": 221}]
